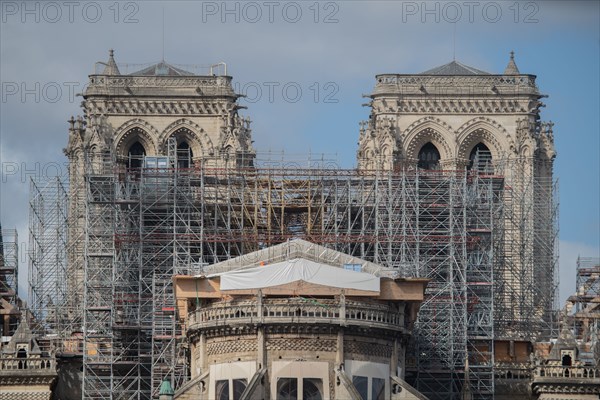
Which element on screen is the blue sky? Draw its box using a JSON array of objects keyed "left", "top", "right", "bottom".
[{"left": 1, "top": 1, "right": 598, "bottom": 303}]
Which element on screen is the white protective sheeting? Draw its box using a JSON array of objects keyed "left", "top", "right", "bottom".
[{"left": 218, "top": 258, "right": 380, "bottom": 292}]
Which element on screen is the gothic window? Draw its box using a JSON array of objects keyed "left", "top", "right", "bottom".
[
  {"left": 352, "top": 374, "right": 386, "bottom": 400},
  {"left": 232, "top": 379, "right": 247, "bottom": 399},
  {"left": 417, "top": 142, "right": 440, "bottom": 170},
  {"left": 561, "top": 354, "right": 572, "bottom": 367},
  {"left": 170, "top": 127, "right": 198, "bottom": 168},
  {"left": 302, "top": 378, "right": 323, "bottom": 400},
  {"left": 128, "top": 141, "right": 146, "bottom": 170},
  {"left": 352, "top": 376, "right": 368, "bottom": 400},
  {"left": 216, "top": 380, "right": 229, "bottom": 400},
  {"left": 468, "top": 143, "right": 493, "bottom": 173},
  {"left": 216, "top": 379, "right": 247, "bottom": 400},
  {"left": 177, "top": 141, "right": 193, "bottom": 169},
  {"left": 277, "top": 378, "right": 298, "bottom": 400},
  {"left": 372, "top": 378, "right": 385, "bottom": 400},
  {"left": 276, "top": 378, "right": 323, "bottom": 400},
  {"left": 17, "top": 348, "right": 27, "bottom": 369}
]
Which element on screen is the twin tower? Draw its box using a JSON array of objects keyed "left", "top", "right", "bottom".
[{"left": 62, "top": 50, "right": 556, "bottom": 399}]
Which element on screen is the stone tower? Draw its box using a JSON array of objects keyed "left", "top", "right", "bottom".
[
  {"left": 63, "top": 50, "right": 255, "bottom": 336},
  {"left": 358, "top": 53, "right": 557, "bottom": 339}
]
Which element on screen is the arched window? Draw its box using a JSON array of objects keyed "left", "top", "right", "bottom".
[
  {"left": 562, "top": 354, "right": 572, "bottom": 367},
  {"left": 277, "top": 378, "right": 297, "bottom": 400},
  {"left": 352, "top": 376, "right": 368, "bottom": 400},
  {"left": 276, "top": 378, "right": 322, "bottom": 400},
  {"left": 216, "top": 380, "right": 228, "bottom": 400},
  {"left": 417, "top": 142, "right": 440, "bottom": 170},
  {"left": 302, "top": 379, "right": 323, "bottom": 400},
  {"left": 232, "top": 379, "right": 247, "bottom": 399},
  {"left": 468, "top": 143, "right": 493, "bottom": 173},
  {"left": 17, "top": 348, "right": 27, "bottom": 369},
  {"left": 177, "top": 141, "right": 193, "bottom": 169},
  {"left": 128, "top": 141, "right": 146, "bottom": 170}
]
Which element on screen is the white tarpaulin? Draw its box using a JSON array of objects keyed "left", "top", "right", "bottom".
[{"left": 218, "top": 258, "right": 380, "bottom": 292}]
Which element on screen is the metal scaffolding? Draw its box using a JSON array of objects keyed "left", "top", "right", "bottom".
[
  {"left": 76, "top": 144, "right": 518, "bottom": 399},
  {"left": 28, "top": 151, "right": 558, "bottom": 400},
  {"left": 494, "top": 157, "right": 559, "bottom": 342},
  {"left": 567, "top": 257, "right": 600, "bottom": 365},
  {"left": 28, "top": 178, "right": 72, "bottom": 336},
  {"left": 1, "top": 227, "right": 19, "bottom": 335}
]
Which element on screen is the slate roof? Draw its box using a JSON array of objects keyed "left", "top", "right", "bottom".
[
  {"left": 548, "top": 326, "right": 579, "bottom": 360},
  {"left": 130, "top": 61, "right": 195, "bottom": 76},
  {"left": 2, "top": 315, "right": 42, "bottom": 356},
  {"left": 420, "top": 60, "right": 490, "bottom": 75}
]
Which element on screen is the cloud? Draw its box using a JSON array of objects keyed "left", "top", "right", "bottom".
[{"left": 1, "top": 1, "right": 598, "bottom": 305}]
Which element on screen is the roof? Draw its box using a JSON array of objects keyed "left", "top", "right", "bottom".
[
  {"left": 200, "top": 239, "right": 399, "bottom": 278},
  {"left": 503, "top": 51, "right": 520, "bottom": 74},
  {"left": 159, "top": 379, "right": 175, "bottom": 395},
  {"left": 101, "top": 49, "right": 120, "bottom": 76},
  {"left": 130, "top": 61, "right": 195, "bottom": 76},
  {"left": 2, "top": 314, "right": 42, "bottom": 355},
  {"left": 420, "top": 60, "right": 490, "bottom": 75},
  {"left": 548, "top": 326, "right": 579, "bottom": 360},
  {"left": 217, "top": 257, "right": 380, "bottom": 292}
]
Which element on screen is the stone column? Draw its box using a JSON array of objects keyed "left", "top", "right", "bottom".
[
  {"left": 391, "top": 338, "right": 398, "bottom": 376},
  {"left": 257, "top": 327, "right": 266, "bottom": 370},
  {"left": 257, "top": 290, "right": 266, "bottom": 370},
  {"left": 336, "top": 329, "right": 344, "bottom": 369},
  {"left": 199, "top": 333, "right": 207, "bottom": 372}
]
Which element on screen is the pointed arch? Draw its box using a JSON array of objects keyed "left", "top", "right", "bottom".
[
  {"left": 456, "top": 117, "right": 507, "bottom": 162},
  {"left": 114, "top": 119, "right": 159, "bottom": 158},
  {"left": 159, "top": 118, "right": 215, "bottom": 158},
  {"left": 417, "top": 142, "right": 441, "bottom": 170},
  {"left": 404, "top": 127, "right": 453, "bottom": 162},
  {"left": 404, "top": 116, "right": 455, "bottom": 138},
  {"left": 403, "top": 117, "right": 454, "bottom": 162}
]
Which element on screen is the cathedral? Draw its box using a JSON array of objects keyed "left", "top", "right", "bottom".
[{"left": 22, "top": 49, "right": 598, "bottom": 400}]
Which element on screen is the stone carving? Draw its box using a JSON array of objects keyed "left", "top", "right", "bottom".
[
  {"left": 113, "top": 118, "right": 160, "bottom": 156},
  {"left": 159, "top": 118, "right": 215, "bottom": 157},
  {"left": 357, "top": 117, "right": 398, "bottom": 170}
]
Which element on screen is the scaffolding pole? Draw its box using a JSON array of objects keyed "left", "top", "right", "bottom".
[
  {"left": 494, "top": 157, "right": 558, "bottom": 341},
  {"left": 1, "top": 227, "right": 19, "bottom": 336},
  {"left": 72, "top": 150, "right": 556, "bottom": 399},
  {"left": 28, "top": 177, "right": 72, "bottom": 337},
  {"left": 567, "top": 257, "right": 600, "bottom": 365}
]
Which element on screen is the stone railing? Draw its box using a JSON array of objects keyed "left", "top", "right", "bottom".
[
  {"left": 495, "top": 363, "right": 531, "bottom": 380},
  {"left": 533, "top": 365, "right": 600, "bottom": 379},
  {"left": 0, "top": 357, "right": 56, "bottom": 372},
  {"left": 374, "top": 74, "right": 537, "bottom": 87},
  {"left": 88, "top": 74, "right": 232, "bottom": 88},
  {"left": 188, "top": 298, "right": 405, "bottom": 332},
  {"left": 372, "top": 74, "right": 538, "bottom": 96},
  {"left": 85, "top": 74, "right": 236, "bottom": 97}
]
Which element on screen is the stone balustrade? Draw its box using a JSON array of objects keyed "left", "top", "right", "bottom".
[
  {"left": 188, "top": 298, "right": 405, "bottom": 332},
  {"left": 0, "top": 357, "right": 56, "bottom": 372},
  {"left": 89, "top": 75, "right": 233, "bottom": 88},
  {"left": 533, "top": 365, "right": 600, "bottom": 379},
  {"left": 495, "top": 365, "right": 531, "bottom": 380},
  {"left": 374, "top": 74, "right": 537, "bottom": 90}
]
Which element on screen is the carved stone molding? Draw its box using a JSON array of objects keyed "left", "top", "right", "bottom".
[
  {"left": 158, "top": 118, "right": 215, "bottom": 157},
  {"left": 394, "top": 98, "right": 528, "bottom": 114},
  {"left": 86, "top": 99, "right": 231, "bottom": 116},
  {"left": 114, "top": 118, "right": 159, "bottom": 156},
  {"left": 404, "top": 127, "right": 453, "bottom": 161},
  {"left": 404, "top": 116, "right": 454, "bottom": 137},
  {"left": 88, "top": 75, "right": 231, "bottom": 88}
]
